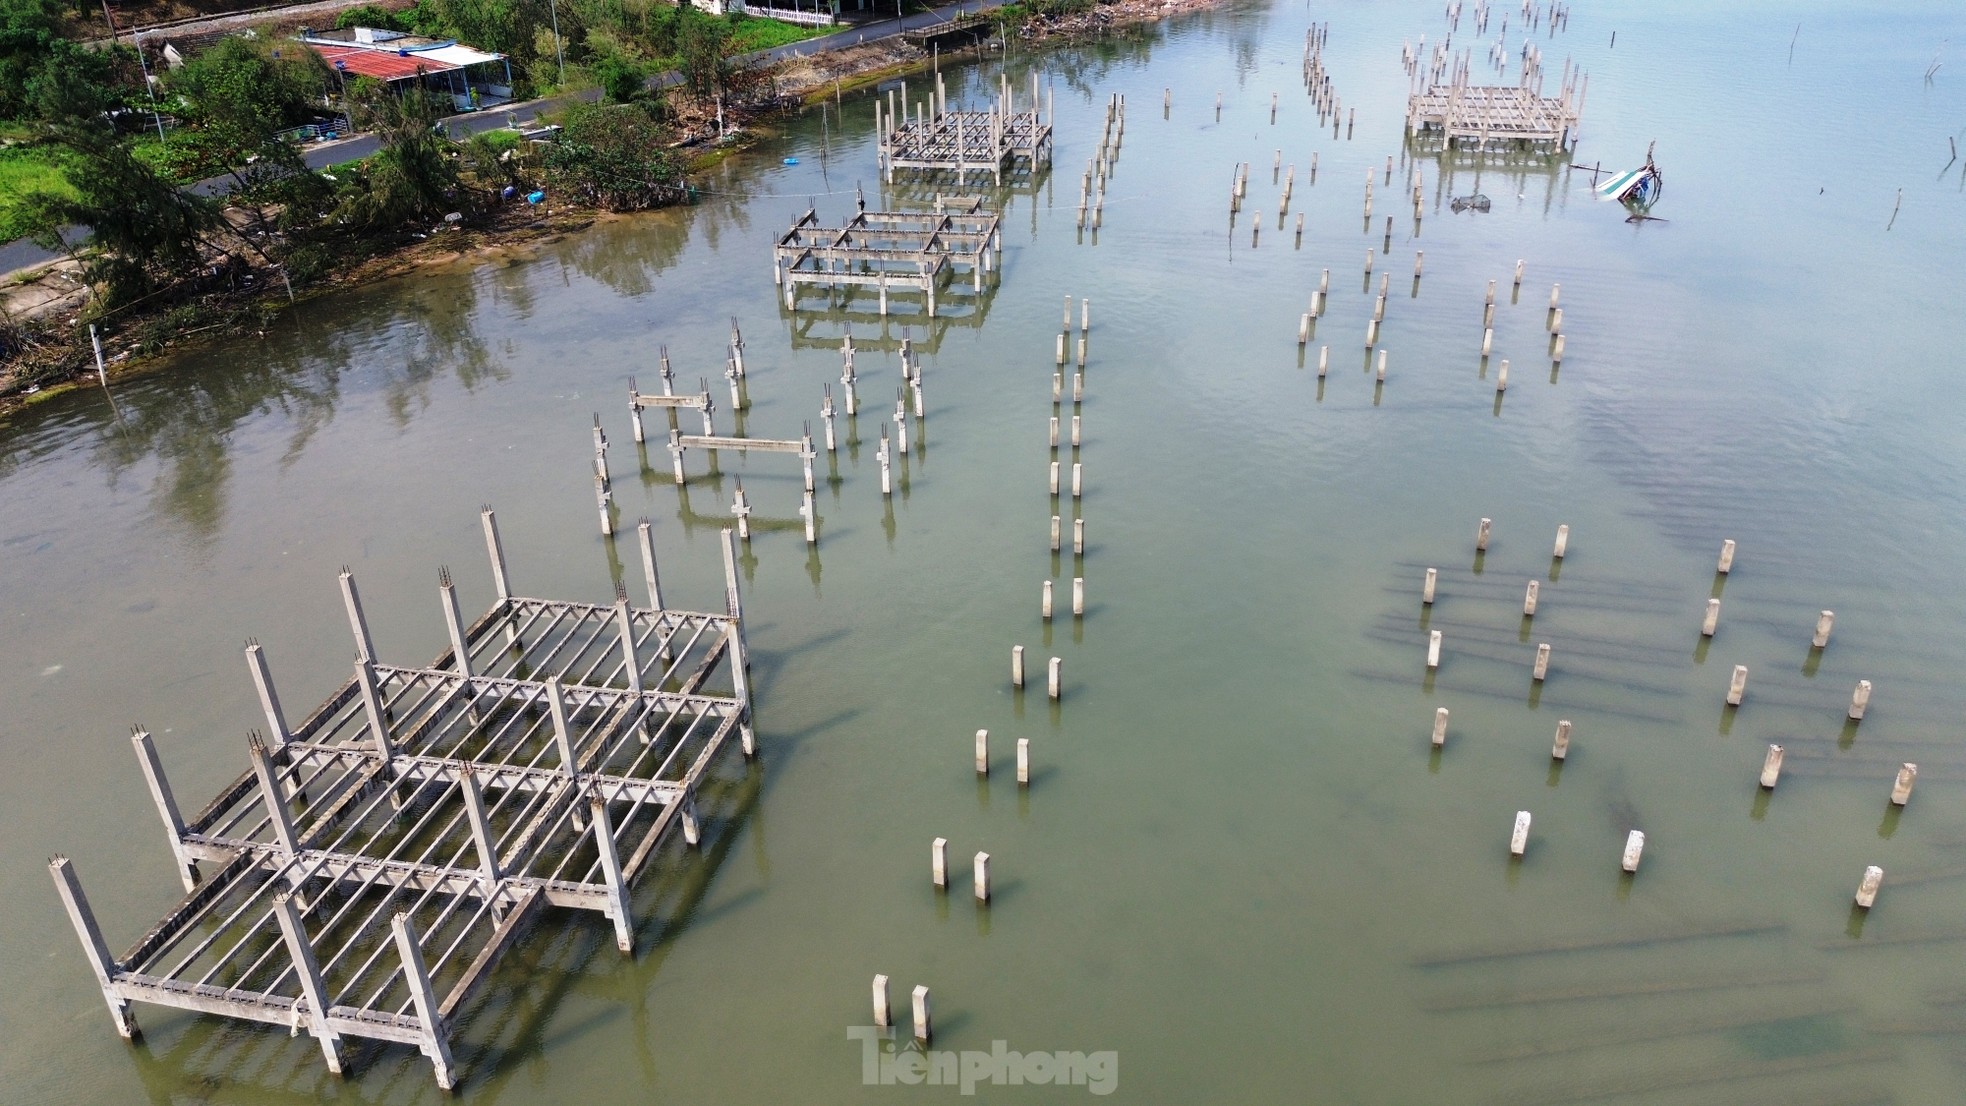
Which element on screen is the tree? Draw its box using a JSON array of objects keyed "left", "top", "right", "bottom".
[
  {"left": 22, "top": 123, "right": 225, "bottom": 306},
  {"left": 676, "top": 14, "right": 729, "bottom": 99},
  {"left": 167, "top": 37, "right": 331, "bottom": 174},
  {"left": 593, "top": 53, "right": 646, "bottom": 104},
  {"left": 330, "top": 88, "right": 471, "bottom": 231},
  {"left": 544, "top": 100, "right": 683, "bottom": 211},
  {"left": 1, "top": 0, "right": 129, "bottom": 121}
]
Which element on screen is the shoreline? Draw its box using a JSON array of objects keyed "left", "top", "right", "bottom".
[{"left": 0, "top": 0, "right": 1229, "bottom": 423}]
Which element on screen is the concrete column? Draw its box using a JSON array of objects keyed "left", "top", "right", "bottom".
[
  {"left": 589, "top": 795, "right": 634, "bottom": 954},
  {"left": 636, "top": 520, "right": 664, "bottom": 610},
  {"left": 481, "top": 508, "right": 511, "bottom": 602},
  {"left": 245, "top": 642, "right": 290, "bottom": 747},
  {"left": 131, "top": 728, "right": 197, "bottom": 892},
  {"left": 390, "top": 913, "right": 457, "bottom": 1089},
  {"left": 339, "top": 570, "right": 376, "bottom": 663},
  {"left": 272, "top": 893, "right": 345, "bottom": 1073},
  {"left": 614, "top": 596, "right": 643, "bottom": 694},
  {"left": 354, "top": 659, "right": 396, "bottom": 761},
  {"left": 248, "top": 734, "right": 301, "bottom": 859},
  {"left": 439, "top": 570, "right": 472, "bottom": 679},
  {"left": 49, "top": 857, "right": 137, "bottom": 1038}
]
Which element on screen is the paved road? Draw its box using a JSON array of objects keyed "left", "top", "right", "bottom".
[{"left": 0, "top": 0, "right": 1005, "bottom": 278}]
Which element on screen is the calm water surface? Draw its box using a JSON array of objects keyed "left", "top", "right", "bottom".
[{"left": 5, "top": 1, "right": 1966, "bottom": 1101}]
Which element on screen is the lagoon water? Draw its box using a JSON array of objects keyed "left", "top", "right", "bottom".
[{"left": 5, "top": 1, "right": 1966, "bottom": 1101}]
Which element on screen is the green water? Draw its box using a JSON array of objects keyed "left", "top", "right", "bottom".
[{"left": 6, "top": 1, "right": 1966, "bottom": 1101}]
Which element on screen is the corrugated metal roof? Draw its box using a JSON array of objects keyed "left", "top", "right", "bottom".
[
  {"left": 309, "top": 43, "right": 456, "bottom": 82},
  {"left": 416, "top": 44, "right": 504, "bottom": 67}
]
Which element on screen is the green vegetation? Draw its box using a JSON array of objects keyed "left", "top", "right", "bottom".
[
  {"left": 993, "top": 0, "right": 1095, "bottom": 29},
  {"left": 21, "top": 124, "right": 226, "bottom": 306},
  {"left": 0, "top": 0, "right": 829, "bottom": 377},
  {"left": 0, "top": 141, "right": 73, "bottom": 240},
  {"left": 545, "top": 100, "right": 684, "bottom": 210},
  {"left": 724, "top": 15, "right": 825, "bottom": 55}
]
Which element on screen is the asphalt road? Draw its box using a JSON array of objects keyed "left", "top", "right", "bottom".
[{"left": 0, "top": 0, "right": 1004, "bottom": 279}]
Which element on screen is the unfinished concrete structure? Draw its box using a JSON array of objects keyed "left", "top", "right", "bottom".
[
  {"left": 1405, "top": 48, "right": 1584, "bottom": 153},
  {"left": 773, "top": 194, "right": 1002, "bottom": 318},
  {"left": 51, "top": 509, "right": 757, "bottom": 1089},
  {"left": 876, "top": 70, "right": 1053, "bottom": 185}
]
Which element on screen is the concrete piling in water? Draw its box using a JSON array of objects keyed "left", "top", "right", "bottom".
[
  {"left": 1760, "top": 744, "right": 1785, "bottom": 788},
  {"left": 1510, "top": 811, "right": 1532, "bottom": 857},
  {"left": 1071, "top": 463, "right": 1083, "bottom": 499},
  {"left": 1427, "top": 630, "right": 1443, "bottom": 669},
  {"left": 1727, "top": 665, "right": 1748, "bottom": 706},
  {"left": 912, "top": 986, "right": 932, "bottom": 1043},
  {"left": 1070, "top": 415, "right": 1081, "bottom": 447},
  {"left": 1848, "top": 680, "right": 1872, "bottom": 721},
  {"left": 1482, "top": 328, "right": 1493, "bottom": 355},
  {"left": 1423, "top": 567, "right": 1437, "bottom": 605},
  {"left": 1523, "top": 580, "right": 1540, "bottom": 616},
  {"left": 1702, "top": 598, "right": 1721, "bottom": 637},
  {"left": 873, "top": 975, "right": 891, "bottom": 1027},
  {"left": 1514, "top": 259, "right": 1524, "bottom": 286},
  {"left": 1549, "top": 282, "right": 1561, "bottom": 310},
  {"left": 1553, "top": 525, "right": 1569, "bottom": 559},
  {"left": 1813, "top": 611, "right": 1835, "bottom": 649},
  {"left": 1496, "top": 360, "right": 1509, "bottom": 391},
  {"left": 1548, "top": 307, "right": 1562, "bottom": 332},
  {"left": 1074, "top": 518, "right": 1085, "bottom": 556},
  {"left": 1365, "top": 249, "right": 1373, "bottom": 274},
  {"left": 1476, "top": 517, "right": 1492, "bottom": 552},
  {"left": 1414, "top": 251, "right": 1424, "bottom": 278},
  {"left": 1012, "top": 646, "right": 1025, "bottom": 688},
  {"left": 1551, "top": 334, "right": 1565, "bottom": 362},
  {"left": 1552, "top": 720, "right": 1572, "bottom": 760},
  {"left": 1049, "top": 416, "right": 1060, "bottom": 449},
  {"left": 1891, "top": 763, "right": 1918, "bottom": 806},
  {"left": 1072, "top": 577, "right": 1085, "bottom": 617},
  {"left": 1533, "top": 643, "right": 1551, "bottom": 681},
  {"left": 975, "top": 729, "right": 989, "bottom": 776},
  {"left": 1042, "top": 580, "right": 1054, "bottom": 620},
  {"left": 1366, "top": 319, "right": 1379, "bottom": 347},
  {"left": 1017, "top": 739, "right": 1030, "bottom": 786},
  {"left": 1432, "top": 707, "right": 1449, "bottom": 747},
  {"left": 1855, "top": 866, "right": 1883, "bottom": 910},
  {"left": 931, "top": 838, "right": 948, "bottom": 888},
  {"left": 1049, "top": 461, "right": 1060, "bottom": 496},
  {"left": 1048, "top": 657, "right": 1062, "bottom": 700},
  {"left": 1050, "top": 514, "right": 1061, "bottom": 552},
  {"left": 1717, "top": 539, "right": 1737, "bottom": 574},
  {"left": 974, "top": 852, "right": 991, "bottom": 902},
  {"left": 1299, "top": 314, "right": 1311, "bottom": 345},
  {"left": 1318, "top": 346, "right": 1329, "bottom": 377},
  {"left": 1376, "top": 350, "right": 1388, "bottom": 382},
  {"left": 1621, "top": 831, "right": 1645, "bottom": 873}
]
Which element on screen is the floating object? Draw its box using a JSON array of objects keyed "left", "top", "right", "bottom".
[
  {"left": 1449, "top": 193, "right": 1492, "bottom": 213},
  {"left": 783, "top": 157, "right": 799, "bottom": 165},
  {"left": 1592, "top": 141, "right": 1664, "bottom": 210}
]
